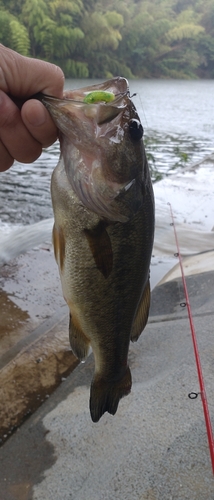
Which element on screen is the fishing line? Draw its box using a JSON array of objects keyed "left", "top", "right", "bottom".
[
  {"left": 132, "top": 91, "right": 149, "bottom": 130},
  {"left": 168, "top": 201, "right": 214, "bottom": 474}
]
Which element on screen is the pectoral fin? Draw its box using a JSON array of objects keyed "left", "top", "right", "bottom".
[
  {"left": 84, "top": 221, "right": 113, "bottom": 278},
  {"left": 131, "top": 279, "right": 151, "bottom": 342},
  {"left": 52, "top": 223, "right": 65, "bottom": 272}
]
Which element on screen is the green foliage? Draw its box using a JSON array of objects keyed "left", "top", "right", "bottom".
[
  {"left": 0, "top": 10, "right": 13, "bottom": 48},
  {"left": 1, "top": 0, "right": 214, "bottom": 78},
  {"left": 1, "top": 0, "right": 26, "bottom": 16},
  {"left": 0, "top": 9, "right": 30, "bottom": 55},
  {"left": 104, "top": 11, "right": 124, "bottom": 29},
  {"left": 80, "top": 11, "right": 122, "bottom": 52},
  {"left": 10, "top": 19, "right": 30, "bottom": 55},
  {"left": 167, "top": 8, "right": 204, "bottom": 42},
  {"left": 62, "top": 59, "right": 89, "bottom": 77}
]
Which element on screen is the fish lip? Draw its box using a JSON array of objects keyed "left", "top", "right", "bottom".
[
  {"left": 42, "top": 94, "right": 127, "bottom": 127},
  {"left": 62, "top": 76, "right": 129, "bottom": 101},
  {"left": 41, "top": 78, "right": 131, "bottom": 169},
  {"left": 41, "top": 77, "right": 130, "bottom": 126}
]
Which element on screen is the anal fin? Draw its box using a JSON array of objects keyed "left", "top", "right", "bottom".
[
  {"left": 131, "top": 279, "right": 151, "bottom": 342},
  {"left": 69, "top": 313, "right": 90, "bottom": 361}
]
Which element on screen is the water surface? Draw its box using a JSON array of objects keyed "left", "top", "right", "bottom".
[{"left": 0, "top": 79, "right": 213, "bottom": 227}]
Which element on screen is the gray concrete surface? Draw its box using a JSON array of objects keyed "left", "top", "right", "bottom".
[
  {"left": 0, "top": 270, "right": 214, "bottom": 500},
  {"left": 0, "top": 247, "right": 79, "bottom": 442}
]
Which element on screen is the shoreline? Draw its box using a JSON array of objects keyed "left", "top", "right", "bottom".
[{"left": 0, "top": 152, "right": 214, "bottom": 445}]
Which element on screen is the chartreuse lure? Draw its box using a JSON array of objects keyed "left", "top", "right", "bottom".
[{"left": 83, "top": 91, "right": 115, "bottom": 104}]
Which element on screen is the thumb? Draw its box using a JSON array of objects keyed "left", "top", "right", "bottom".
[{"left": 0, "top": 44, "right": 64, "bottom": 98}]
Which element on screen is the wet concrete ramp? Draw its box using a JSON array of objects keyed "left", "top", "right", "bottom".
[
  {"left": 0, "top": 270, "right": 214, "bottom": 499},
  {"left": 0, "top": 247, "right": 78, "bottom": 443}
]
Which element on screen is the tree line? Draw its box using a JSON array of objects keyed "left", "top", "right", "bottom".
[{"left": 0, "top": 0, "right": 214, "bottom": 78}]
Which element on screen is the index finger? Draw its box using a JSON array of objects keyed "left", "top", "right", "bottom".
[{"left": 0, "top": 44, "right": 64, "bottom": 98}]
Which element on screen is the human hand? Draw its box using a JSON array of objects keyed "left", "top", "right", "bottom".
[{"left": 0, "top": 44, "right": 64, "bottom": 171}]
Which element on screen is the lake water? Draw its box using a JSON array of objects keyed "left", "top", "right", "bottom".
[{"left": 0, "top": 79, "right": 213, "bottom": 228}]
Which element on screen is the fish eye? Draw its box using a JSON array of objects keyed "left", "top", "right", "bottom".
[{"left": 129, "top": 119, "right": 144, "bottom": 140}]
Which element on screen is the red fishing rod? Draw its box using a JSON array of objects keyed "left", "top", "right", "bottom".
[{"left": 168, "top": 202, "right": 214, "bottom": 474}]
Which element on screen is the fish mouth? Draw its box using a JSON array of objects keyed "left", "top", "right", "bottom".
[
  {"left": 42, "top": 78, "right": 137, "bottom": 222},
  {"left": 42, "top": 77, "right": 129, "bottom": 131}
]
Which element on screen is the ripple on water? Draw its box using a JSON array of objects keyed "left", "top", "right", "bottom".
[{"left": 0, "top": 85, "right": 213, "bottom": 227}]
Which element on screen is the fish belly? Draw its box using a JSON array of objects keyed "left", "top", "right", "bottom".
[{"left": 51, "top": 159, "right": 154, "bottom": 422}]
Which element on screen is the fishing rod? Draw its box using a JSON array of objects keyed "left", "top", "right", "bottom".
[{"left": 168, "top": 202, "right": 214, "bottom": 475}]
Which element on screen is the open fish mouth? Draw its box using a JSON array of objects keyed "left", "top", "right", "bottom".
[
  {"left": 41, "top": 77, "right": 129, "bottom": 136},
  {"left": 48, "top": 76, "right": 128, "bottom": 102},
  {"left": 42, "top": 78, "right": 142, "bottom": 222}
]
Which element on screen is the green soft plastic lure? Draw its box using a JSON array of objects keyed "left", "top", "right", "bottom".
[{"left": 83, "top": 90, "right": 115, "bottom": 104}]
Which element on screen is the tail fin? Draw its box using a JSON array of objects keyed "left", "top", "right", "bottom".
[{"left": 89, "top": 367, "right": 132, "bottom": 423}]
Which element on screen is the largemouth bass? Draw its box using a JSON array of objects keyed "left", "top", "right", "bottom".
[{"left": 42, "top": 77, "right": 154, "bottom": 422}]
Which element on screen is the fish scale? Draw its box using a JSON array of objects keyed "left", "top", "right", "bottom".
[{"left": 42, "top": 77, "right": 155, "bottom": 422}]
